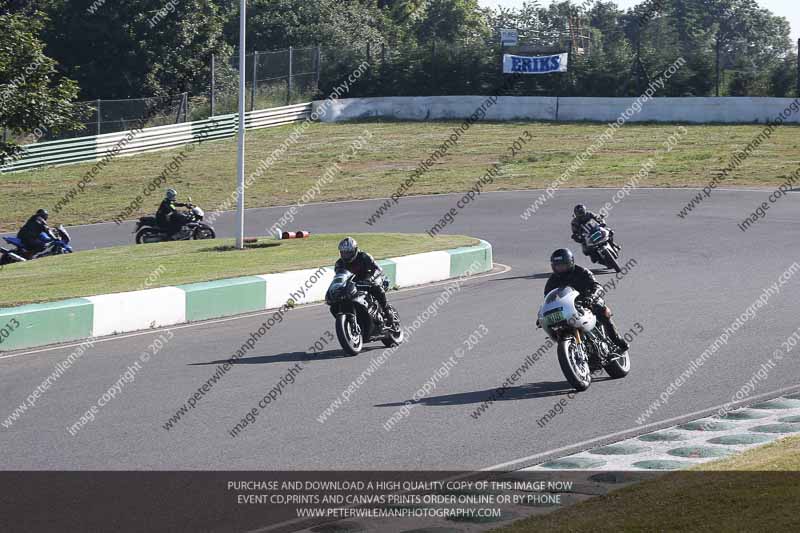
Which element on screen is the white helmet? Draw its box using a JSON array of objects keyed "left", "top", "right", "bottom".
[
  {"left": 166, "top": 188, "right": 177, "bottom": 201},
  {"left": 338, "top": 237, "right": 358, "bottom": 263}
]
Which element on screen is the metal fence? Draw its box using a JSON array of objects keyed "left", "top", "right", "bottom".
[
  {"left": 1, "top": 103, "right": 312, "bottom": 174},
  {"left": 212, "top": 47, "right": 321, "bottom": 115}
]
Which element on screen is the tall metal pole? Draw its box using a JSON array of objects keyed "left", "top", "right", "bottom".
[
  {"left": 797, "top": 38, "right": 800, "bottom": 98},
  {"left": 210, "top": 53, "right": 216, "bottom": 117},
  {"left": 235, "top": 0, "right": 247, "bottom": 249}
]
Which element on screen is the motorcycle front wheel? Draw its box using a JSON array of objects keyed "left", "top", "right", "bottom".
[
  {"left": 335, "top": 314, "right": 363, "bottom": 356},
  {"left": 601, "top": 247, "right": 622, "bottom": 273},
  {"left": 193, "top": 225, "right": 216, "bottom": 240},
  {"left": 557, "top": 336, "right": 592, "bottom": 391}
]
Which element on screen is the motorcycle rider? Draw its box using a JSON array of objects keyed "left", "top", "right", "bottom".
[
  {"left": 17, "top": 209, "right": 52, "bottom": 256},
  {"left": 571, "top": 204, "right": 618, "bottom": 256},
  {"left": 543, "top": 248, "right": 629, "bottom": 354},
  {"left": 334, "top": 237, "right": 396, "bottom": 326},
  {"left": 156, "top": 188, "right": 190, "bottom": 238}
]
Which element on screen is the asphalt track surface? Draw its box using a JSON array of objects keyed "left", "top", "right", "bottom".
[{"left": 2, "top": 188, "right": 800, "bottom": 470}]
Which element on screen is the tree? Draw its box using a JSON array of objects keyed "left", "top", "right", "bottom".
[
  {"left": 42, "top": 0, "right": 229, "bottom": 99},
  {"left": 0, "top": 11, "right": 83, "bottom": 164}
]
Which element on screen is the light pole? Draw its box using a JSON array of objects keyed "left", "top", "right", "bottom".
[{"left": 235, "top": 0, "right": 247, "bottom": 249}]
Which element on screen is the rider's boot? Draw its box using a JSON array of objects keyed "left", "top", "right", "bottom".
[{"left": 383, "top": 304, "right": 397, "bottom": 327}]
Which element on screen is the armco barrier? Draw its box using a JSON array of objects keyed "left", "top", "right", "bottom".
[
  {"left": 315, "top": 96, "right": 800, "bottom": 125},
  {"left": 0, "top": 240, "right": 492, "bottom": 352},
  {"left": 2, "top": 103, "right": 313, "bottom": 173}
]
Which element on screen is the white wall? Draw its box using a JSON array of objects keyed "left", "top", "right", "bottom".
[
  {"left": 316, "top": 96, "right": 557, "bottom": 122},
  {"left": 315, "top": 96, "right": 800, "bottom": 124}
]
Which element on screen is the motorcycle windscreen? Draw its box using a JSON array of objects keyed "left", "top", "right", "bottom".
[
  {"left": 544, "top": 286, "right": 574, "bottom": 304},
  {"left": 57, "top": 225, "right": 71, "bottom": 243}
]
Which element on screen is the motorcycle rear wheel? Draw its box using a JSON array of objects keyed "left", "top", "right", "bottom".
[
  {"left": 557, "top": 337, "right": 592, "bottom": 391},
  {"left": 336, "top": 314, "right": 363, "bottom": 356},
  {"left": 381, "top": 309, "right": 404, "bottom": 347},
  {"left": 604, "top": 350, "right": 631, "bottom": 379},
  {"left": 135, "top": 228, "right": 162, "bottom": 244}
]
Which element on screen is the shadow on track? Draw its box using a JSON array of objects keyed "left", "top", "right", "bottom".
[
  {"left": 189, "top": 346, "right": 386, "bottom": 366},
  {"left": 374, "top": 377, "right": 612, "bottom": 408}
]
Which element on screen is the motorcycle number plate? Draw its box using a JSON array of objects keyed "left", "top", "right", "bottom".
[{"left": 542, "top": 310, "right": 565, "bottom": 326}]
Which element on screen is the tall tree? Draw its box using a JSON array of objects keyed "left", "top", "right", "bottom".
[
  {"left": 42, "top": 0, "right": 229, "bottom": 99},
  {"left": 0, "top": 10, "right": 83, "bottom": 163}
]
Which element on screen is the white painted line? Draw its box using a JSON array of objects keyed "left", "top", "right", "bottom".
[
  {"left": 0, "top": 263, "right": 510, "bottom": 361},
  {"left": 481, "top": 383, "right": 800, "bottom": 471}
]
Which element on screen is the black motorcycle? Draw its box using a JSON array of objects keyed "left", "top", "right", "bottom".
[
  {"left": 325, "top": 270, "right": 403, "bottom": 356},
  {"left": 134, "top": 203, "right": 215, "bottom": 244},
  {"left": 579, "top": 219, "right": 622, "bottom": 273}
]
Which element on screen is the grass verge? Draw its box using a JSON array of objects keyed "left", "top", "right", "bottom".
[
  {"left": 0, "top": 233, "right": 476, "bottom": 308},
  {"left": 3, "top": 121, "right": 799, "bottom": 231},
  {"left": 490, "top": 435, "right": 800, "bottom": 532}
]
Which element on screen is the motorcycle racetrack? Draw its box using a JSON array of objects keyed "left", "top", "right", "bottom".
[{"left": 2, "top": 188, "right": 799, "bottom": 471}]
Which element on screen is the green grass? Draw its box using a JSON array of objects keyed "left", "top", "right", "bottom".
[
  {"left": 3, "top": 120, "right": 799, "bottom": 232},
  {"left": 0, "top": 233, "right": 476, "bottom": 308},
  {"left": 490, "top": 435, "right": 800, "bottom": 533}
]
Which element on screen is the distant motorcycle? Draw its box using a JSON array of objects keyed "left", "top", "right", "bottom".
[
  {"left": 579, "top": 219, "right": 622, "bottom": 273},
  {"left": 1, "top": 225, "right": 73, "bottom": 264},
  {"left": 538, "top": 286, "right": 630, "bottom": 391},
  {"left": 325, "top": 270, "right": 403, "bottom": 356},
  {"left": 134, "top": 203, "right": 215, "bottom": 244}
]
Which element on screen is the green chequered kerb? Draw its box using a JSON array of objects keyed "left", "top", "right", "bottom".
[
  {"left": 180, "top": 276, "right": 266, "bottom": 322},
  {"left": 0, "top": 298, "right": 94, "bottom": 351},
  {"left": 377, "top": 259, "right": 397, "bottom": 288},
  {"left": 447, "top": 240, "right": 492, "bottom": 278}
]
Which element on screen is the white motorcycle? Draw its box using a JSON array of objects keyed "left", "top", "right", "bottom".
[{"left": 538, "top": 286, "right": 630, "bottom": 391}]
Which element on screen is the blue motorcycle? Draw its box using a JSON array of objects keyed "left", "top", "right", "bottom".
[{"left": 1, "top": 225, "right": 73, "bottom": 264}]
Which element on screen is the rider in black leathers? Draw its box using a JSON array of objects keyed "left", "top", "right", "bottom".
[
  {"left": 334, "top": 237, "right": 396, "bottom": 326},
  {"left": 156, "top": 188, "right": 190, "bottom": 238},
  {"left": 17, "top": 209, "right": 51, "bottom": 255},
  {"left": 544, "top": 248, "right": 629, "bottom": 353},
  {"left": 571, "top": 204, "right": 618, "bottom": 256}
]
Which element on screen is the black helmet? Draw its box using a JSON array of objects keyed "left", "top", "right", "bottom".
[
  {"left": 36, "top": 208, "right": 49, "bottom": 221},
  {"left": 574, "top": 204, "right": 587, "bottom": 217},
  {"left": 550, "top": 248, "right": 575, "bottom": 274},
  {"left": 338, "top": 237, "right": 358, "bottom": 263}
]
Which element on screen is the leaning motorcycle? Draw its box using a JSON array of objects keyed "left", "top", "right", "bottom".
[
  {"left": 538, "top": 286, "right": 630, "bottom": 391},
  {"left": 580, "top": 219, "right": 622, "bottom": 273},
  {"left": 1, "top": 225, "right": 73, "bottom": 263},
  {"left": 325, "top": 271, "right": 403, "bottom": 356},
  {"left": 134, "top": 203, "right": 215, "bottom": 244}
]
